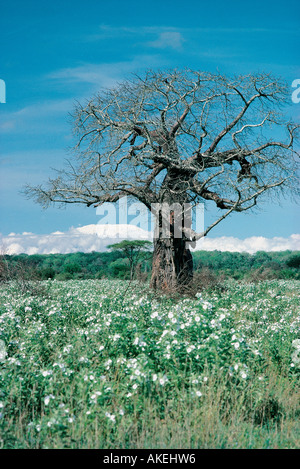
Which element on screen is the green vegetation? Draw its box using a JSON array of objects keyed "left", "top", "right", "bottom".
[
  {"left": 107, "top": 240, "right": 152, "bottom": 280},
  {"left": 0, "top": 278, "right": 299, "bottom": 448},
  {"left": 1, "top": 249, "right": 299, "bottom": 283}
]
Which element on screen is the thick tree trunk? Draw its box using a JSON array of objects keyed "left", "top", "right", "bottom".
[
  {"left": 150, "top": 232, "right": 193, "bottom": 292},
  {"left": 150, "top": 170, "right": 194, "bottom": 292}
]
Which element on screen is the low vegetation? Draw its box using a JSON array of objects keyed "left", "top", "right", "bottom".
[
  {"left": 1, "top": 250, "right": 299, "bottom": 283},
  {"left": 0, "top": 277, "right": 299, "bottom": 448}
]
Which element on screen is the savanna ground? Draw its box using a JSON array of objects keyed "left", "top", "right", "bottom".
[{"left": 0, "top": 277, "right": 299, "bottom": 449}]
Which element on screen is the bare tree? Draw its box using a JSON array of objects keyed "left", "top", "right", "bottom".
[{"left": 24, "top": 69, "right": 299, "bottom": 291}]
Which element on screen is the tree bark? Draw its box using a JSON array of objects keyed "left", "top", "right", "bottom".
[{"left": 150, "top": 219, "right": 193, "bottom": 292}]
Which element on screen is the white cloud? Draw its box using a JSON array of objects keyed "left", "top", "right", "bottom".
[
  {"left": 194, "top": 234, "right": 300, "bottom": 254},
  {"left": 0, "top": 224, "right": 299, "bottom": 255},
  {"left": 148, "top": 32, "right": 185, "bottom": 50},
  {"left": 48, "top": 63, "right": 119, "bottom": 87},
  {"left": 0, "top": 224, "right": 152, "bottom": 255},
  {"left": 48, "top": 56, "right": 166, "bottom": 90}
]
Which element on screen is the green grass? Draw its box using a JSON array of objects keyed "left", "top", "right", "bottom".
[{"left": 0, "top": 278, "right": 299, "bottom": 448}]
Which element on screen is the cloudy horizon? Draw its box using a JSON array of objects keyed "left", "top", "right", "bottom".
[{"left": 1, "top": 224, "right": 299, "bottom": 256}]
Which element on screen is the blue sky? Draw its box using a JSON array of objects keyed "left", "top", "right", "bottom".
[{"left": 0, "top": 0, "right": 299, "bottom": 245}]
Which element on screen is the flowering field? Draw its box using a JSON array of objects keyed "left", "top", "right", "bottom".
[{"left": 0, "top": 278, "right": 299, "bottom": 448}]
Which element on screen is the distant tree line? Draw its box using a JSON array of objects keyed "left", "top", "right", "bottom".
[{"left": 1, "top": 249, "right": 299, "bottom": 283}]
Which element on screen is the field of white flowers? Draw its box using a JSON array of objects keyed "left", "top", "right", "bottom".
[{"left": 0, "top": 278, "right": 299, "bottom": 448}]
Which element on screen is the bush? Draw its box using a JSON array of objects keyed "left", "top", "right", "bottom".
[
  {"left": 286, "top": 254, "right": 300, "bottom": 269},
  {"left": 63, "top": 263, "right": 82, "bottom": 275},
  {"left": 0, "top": 255, "right": 9, "bottom": 282},
  {"left": 189, "top": 267, "right": 225, "bottom": 294},
  {"left": 39, "top": 267, "right": 56, "bottom": 280},
  {"left": 245, "top": 267, "right": 279, "bottom": 283},
  {"left": 108, "top": 259, "right": 130, "bottom": 279}
]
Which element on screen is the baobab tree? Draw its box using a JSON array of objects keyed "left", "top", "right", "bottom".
[{"left": 24, "top": 69, "right": 299, "bottom": 291}]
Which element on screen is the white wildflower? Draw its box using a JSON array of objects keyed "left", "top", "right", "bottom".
[
  {"left": 41, "top": 370, "right": 53, "bottom": 377},
  {"left": 159, "top": 376, "right": 168, "bottom": 386},
  {"left": 105, "top": 412, "right": 116, "bottom": 423},
  {"left": 44, "top": 394, "right": 55, "bottom": 406}
]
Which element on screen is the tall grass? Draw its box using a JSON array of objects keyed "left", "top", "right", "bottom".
[{"left": 0, "top": 279, "right": 299, "bottom": 448}]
